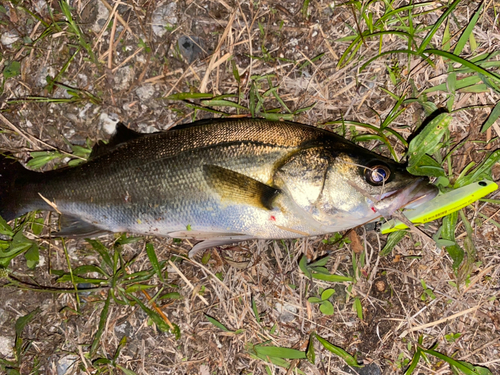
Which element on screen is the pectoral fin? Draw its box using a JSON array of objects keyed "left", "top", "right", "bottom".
[{"left": 203, "top": 165, "right": 280, "bottom": 210}]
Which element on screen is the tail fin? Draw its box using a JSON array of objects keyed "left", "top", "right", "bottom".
[{"left": 0, "top": 154, "right": 38, "bottom": 221}]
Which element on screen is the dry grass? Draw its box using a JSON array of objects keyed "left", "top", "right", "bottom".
[{"left": 0, "top": 0, "right": 500, "bottom": 374}]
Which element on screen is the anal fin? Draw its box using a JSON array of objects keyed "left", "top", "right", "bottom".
[
  {"left": 56, "top": 215, "right": 109, "bottom": 237},
  {"left": 187, "top": 235, "right": 255, "bottom": 258}
]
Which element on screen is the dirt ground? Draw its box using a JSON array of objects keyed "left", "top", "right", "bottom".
[{"left": 0, "top": 0, "right": 499, "bottom": 374}]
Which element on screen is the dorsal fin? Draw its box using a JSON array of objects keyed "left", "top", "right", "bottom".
[{"left": 90, "top": 123, "right": 143, "bottom": 159}]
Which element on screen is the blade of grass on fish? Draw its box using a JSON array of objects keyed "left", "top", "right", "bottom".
[
  {"left": 417, "top": 0, "right": 461, "bottom": 54},
  {"left": 380, "top": 230, "right": 407, "bottom": 257},
  {"left": 480, "top": 102, "right": 500, "bottom": 133},
  {"left": 205, "top": 314, "right": 232, "bottom": 332},
  {"left": 145, "top": 243, "right": 165, "bottom": 283},
  {"left": 90, "top": 292, "right": 111, "bottom": 356},
  {"left": 315, "top": 334, "right": 361, "bottom": 367},
  {"left": 453, "top": 2, "right": 483, "bottom": 55}
]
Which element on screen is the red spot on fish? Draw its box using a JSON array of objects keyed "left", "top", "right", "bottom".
[
  {"left": 270, "top": 215, "right": 276, "bottom": 221},
  {"left": 371, "top": 207, "right": 377, "bottom": 213}
]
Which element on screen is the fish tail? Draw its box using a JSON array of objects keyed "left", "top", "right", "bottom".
[{"left": 0, "top": 154, "right": 40, "bottom": 221}]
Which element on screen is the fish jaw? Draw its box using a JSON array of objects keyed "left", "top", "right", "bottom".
[{"left": 372, "top": 178, "right": 439, "bottom": 218}]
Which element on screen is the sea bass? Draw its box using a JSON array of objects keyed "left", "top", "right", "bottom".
[{"left": 0, "top": 119, "right": 438, "bottom": 256}]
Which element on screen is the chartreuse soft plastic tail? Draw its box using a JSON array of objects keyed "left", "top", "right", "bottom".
[{"left": 380, "top": 180, "right": 498, "bottom": 234}]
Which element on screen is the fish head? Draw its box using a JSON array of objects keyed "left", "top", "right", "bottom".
[
  {"left": 313, "top": 147, "right": 439, "bottom": 227},
  {"left": 275, "top": 144, "right": 438, "bottom": 230}
]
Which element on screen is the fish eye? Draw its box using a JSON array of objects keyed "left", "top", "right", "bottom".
[{"left": 365, "top": 164, "right": 391, "bottom": 186}]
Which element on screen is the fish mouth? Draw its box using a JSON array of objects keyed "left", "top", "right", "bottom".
[{"left": 374, "top": 178, "right": 439, "bottom": 217}]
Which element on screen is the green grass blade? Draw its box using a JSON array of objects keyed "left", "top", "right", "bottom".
[
  {"left": 130, "top": 295, "right": 173, "bottom": 333},
  {"left": 252, "top": 297, "right": 261, "bottom": 323},
  {"left": 353, "top": 297, "right": 363, "bottom": 320},
  {"left": 90, "top": 292, "right": 111, "bottom": 355},
  {"left": 306, "top": 333, "right": 315, "bottom": 364},
  {"left": 480, "top": 101, "right": 500, "bottom": 133},
  {"left": 441, "top": 211, "right": 464, "bottom": 270},
  {"left": 404, "top": 347, "right": 421, "bottom": 374},
  {"left": 165, "top": 92, "right": 213, "bottom": 100},
  {"left": 360, "top": 49, "right": 434, "bottom": 72},
  {"left": 380, "top": 230, "right": 407, "bottom": 257},
  {"left": 423, "top": 349, "right": 489, "bottom": 374},
  {"left": 254, "top": 345, "right": 306, "bottom": 359},
  {"left": 407, "top": 113, "right": 452, "bottom": 168},
  {"left": 454, "top": 149, "right": 500, "bottom": 187},
  {"left": 425, "top": 49, "right": 500, "bottom": 84},
  {"left": 315, "top": 334, "right": 361, "bottom": 367},
  {"left": 145, "top": 243, "right": 165, "bottom": 282},
  {"left": 418, "top": 0, "right": 462, "bottom": 53},
  {"left": 299, "top": 255, "right": 312, "bottom": 278},
  {"left": 86, "top": 239, "right": 113, "bottom": 269},
  {"left": 205, "top": 314, "right": 232, "bottom": 332},
  {"left": 312, "top": 273, "right": 352, "bottom": 282},
  {"left": 201, "top": 99, "right": 248, "bottom": 110},
  {"left": 454, "top": 2, "right": 483, "bottom": 55}
]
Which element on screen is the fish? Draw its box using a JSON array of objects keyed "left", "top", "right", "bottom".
[{"left": 0, "top": 118, "right": 438, "bottom": 257}]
